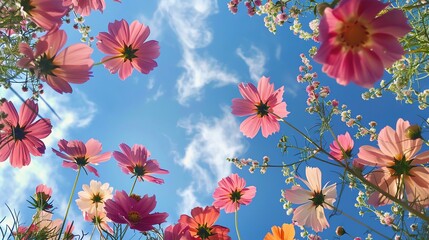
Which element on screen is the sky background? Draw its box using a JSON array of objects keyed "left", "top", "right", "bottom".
[{"left": 0, "top": 0, "right": 427, "bottom": 239}]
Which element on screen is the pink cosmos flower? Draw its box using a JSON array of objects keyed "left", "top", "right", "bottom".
[
  {"left": 76, "top": 180, "right": 113, "bottom": 215},
  {"left": 52, "top": 139, "right": 111, "bottom": 177},
  {"left": 313, "top": 0, "right": 412, "bottom": 87},
  {"left": 19, "top": 0, "right": 68, "bottom": 30},
  {"left": 33, "top": 184, "right": 53, "bottom": 211},
  {"left": 356, "top": 118, "right": 429, "bottom": 208},
  {"left": 179, "top": 206, "right": 231, "bottom": 240},
  {"left": 84, "top": 211, "right": 113, "bottom": 234},
  {"left": 164, "top": 223, "right": 192, "bottom": 240},
  {"left": 96, "top": 19, "right": 160, "bottom": 80},
  {"left": 112, "top": 143, "right": 169, "bottom": 184},
  {"left": 329, "top": 132, "right": 354, "bottom": 161},
  {"left": 104, "top": 190, "right": 168, "bottom": 232},
  {"left": 0, "top": 99, "right": 52, "bottom": 168},
  {"left": 231, "top": 76, "right": 289, "bottom": 138},
  {"left": 213, "top": 173, "right": 256, "bottom": 213},
  {"left": 283, "top": 167, "right": 337, "bottom": 232},
  {"left": 64, "top": 0, "right": 106, "bottom": 16},
  {"left": 18, "top": 29, "right": 93, "bottom": 93}
]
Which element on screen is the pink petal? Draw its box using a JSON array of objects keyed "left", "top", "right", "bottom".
[
  {"left": 371, "top": 9, "right": 412, "bottom": 38},
  {"left": 240, "top": 115, "right": 261, "bottom": 138},
  {"left": 231, "top": 98, "right": 256, "bottom": 116}
]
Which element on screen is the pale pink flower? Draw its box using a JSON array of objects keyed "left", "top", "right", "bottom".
[
  {"left": 33, "top": 211, "right": 63, "bottom": 240},
  {"left": 213, "top": 173, "right": 256, "bottom": 213},
  {"left": 76, "top": 180, "right": 113, "bottom": 215},
  {"left": 231, "top": 76, "right": 289, "bottom": 138},
  {"left": 329, "top": 132, "right": 354, "bottom": 160},
  {"left": 65, "top": 0, "right": 106, "bottom": 16},
  {"left": 19, "top": 0, "right": 68, "bottom": 30},
  {"left": 96, "top": 19, "right": 160, "bottom": 80},
  {"left": 52, "top": 139, "right": 111, "bottom": 177},
  {"left": 112, "top": 143, "right": 169, "bottom": 184},
  {"left": 313, "top": 0, "right": 412, "bottom": 87},
  {"left": 164, "top": 223, "right": 192, "bottom": 240},
  {"left": 179, "top": 206, "right": 231, "bottom": 240},
  {"left": 0, "top": 99, "right": 52, "bottom": 168},
  {"left": 18, "top": 29, "right": 93, "bottom": 93},
  {"left": 283, "top": 167, "right": 336, "bottom": 232},
  {"left": 356, "top": 118, "right": 429, "bottom": 208},
  {"left": 104, "top": 190, "right": 168, "bottom": 232},
  {"left": 84, "top": 211, "right": 113, "bottom": 234}
]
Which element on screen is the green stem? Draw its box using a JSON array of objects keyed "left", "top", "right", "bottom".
[
  {"left": 57, "top": 167, "right": 81, "bottom": 240},
  {"left": 119, "top": 177, "right": 139, "bottom": 239},
  {"left": 235, "top": 210, "right": 241, "bottom": 240}
]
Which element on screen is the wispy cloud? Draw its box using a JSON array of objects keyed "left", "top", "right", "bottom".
[
  {"left": 236, "top": 45, "right": 267, "bottom": 82},
  {"left": 275, "top": 45, "right": 282, "bottom": 60},
  {"left": 177, "top": 184, "right": 202, "bottom": 215},
  {"left": 175, "top": 108, "right": 246, "bottom": 214},
  {"left": 146, "top": 87, "right": 164, "bottom": 102}
]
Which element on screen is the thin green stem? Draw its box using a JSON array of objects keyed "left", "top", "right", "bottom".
[
  {"left": 235, "top": 210, "right": 241, "bottom": 240},
  {"left": 57, "top": 167, "right": 81, "bottom": 240},
  {"left": 119, "top": 177, "right": 139, "bottom": 239}
]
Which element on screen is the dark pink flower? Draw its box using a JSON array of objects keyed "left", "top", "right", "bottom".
[
  {"left": 96, "top": 19, "right": 160, "bottom": 80},
  {"left": 112, "top": 143, "right": 169, "bottom": 184},
  {"left": 213, "top": 173, "right": 256, "bottom": 213},
  {"left": 104, "top": 191, "right": 168, "bottom": 232},
  {"left": 66, "top": 0, "right": 106, "bottom": 16},
  {"left": 0, "top": 99, "right": 52, "bottom": 168},
  {"left": 329, "top": 132, "right": 354, "bottom": 161},
  {"left": 18, "top": 29, "right": 93, "bottom": 93},
  {"left": 231, "top": 76, "right": 289, "bottom": 138},
  {"left": 19, "top": 0, "right": 68, "bottom": 30},
  {"left": 313, "top": 0, "right": 412, "bottom": 87},
  {"left": 52, "top": 139, "right": 111, "bottom": 177}
]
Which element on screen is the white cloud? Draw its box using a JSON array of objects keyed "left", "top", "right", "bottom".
[
  {"left": 236, "top": 45, "right": 267, "bottom": 82},
  {"left": 176, "top": 184, "right": 202, "bottom": 215},
  {"left": 0, "top": 88, "right": 96, "bottom": 231},
  {"left": 146, "top": 87, "right": 164, "bottom": 102},
  {"left": 176, "top": 108, "right": 246, "bottom": 196},
  {"left": 275, "top": 45, "right": 282, "bottom": 60}
]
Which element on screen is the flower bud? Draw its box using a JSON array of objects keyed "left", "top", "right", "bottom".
[
  {"left": 317, "top": 3, "right": 330, "bottom": 16},
  {"left": 405, "top": 124, "right": 422, "bottom": 140},
  {"left": 336, "top": 226, "right": 346, "bottom": 236}
]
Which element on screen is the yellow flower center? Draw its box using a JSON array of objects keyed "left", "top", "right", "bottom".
[
  {"left": 339, "top": 20, "right": 369, "bottom": 49},
  {"left": 128, "top": 211, "right": 141, "bottom": 223}
]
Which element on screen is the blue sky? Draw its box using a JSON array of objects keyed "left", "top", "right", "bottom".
[{"left": 0, "top": 0, "right": 427, "bottom": 239}]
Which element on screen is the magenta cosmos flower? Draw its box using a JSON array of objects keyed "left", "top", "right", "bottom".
[
  {"left": 0, "top": 99, "right": 52, "bottom": 168},
  {"left": 231, "top": 76, "right": 289, "bottom": 138},
  {"left": 213, "top": 173, "right": 256, "bottom": 213},
  {"left": 19, "top": 0, "right": 68, "bottom": 30},
  {"left": 284, "top": 167, "right": 336, "bottom": 232},
  {"left": 112, "top": 143, "right": 169, "bottom": 184},
  {"left": 313, "top": 0, "right": 412, "bottom": 87},
  {"left": 356, "top": 118, "right": 429, "bottom": 208},
  {"left": 64, "top": 0, "right": 105, "bottom": 16},
  {"left": 179, "top": 206, "right": 231, "bottom": 240},
  {"left": 18, "top": 29, "right": 93, "bottom": 93},
  {"left": 104, "top": 190, "right": 168, "bottom": 232},
  {"left": 96, "top": 19, "right": 160, "bottom": 80},
  {"left": 329, "top": 132, "right": 354, "bottom": 161},
  {"left": 52, "top": 139, "right": 111, "bottom": 177}
]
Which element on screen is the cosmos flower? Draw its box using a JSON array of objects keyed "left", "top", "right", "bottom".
[
  {"left": 52, "top": 138, "right": 111, "bottom": 177},
  {"left": 18, "top": 29, "right": 93, "bottom": 93},
  {"left": 104, "top": 190, "right": 168, "bottom": 232},
  {"left": 19, "top": 0, "right": 68, "bottom": 30},
  {"left": 179, "top": 206, "right": 231, "bottom": 240},
  {"left": 329, "top": 132, "right": 354, "bottom": 161},
  {"left": 164, "top": 223, "right": 192, "bottom": 240},
  {"left": 313, "top": 0, "right": 412, "bottom": 87},
  {"left": 112, "top": 143, "right": 169, "bottom": 184},
  {"left": 0, "top": 99, "right": 52, "bottom": 168},
  {"left": 96, "top": 19, "right": 160, "bottom": 80},
  {"left": 213, "top": 173, "right": 256, "bottom": 213},
  {"left": 64, "top": 0, "right": 106, "bottom": 16},
  {"left": 356, "top": 118, "right": 429, "bottom": 208},
  {"left": 84, "top": 211, "right": 113, "bottom": 234},
  {"left": 76, "top": 180, "right": 113, "bottom": 216},
  {"left": 264, "top": 223, "right": 295, "bottom": 240},
  {"left": 231, "top": 76, "right": 289, "bottom": 138},
  {"left": 283, "top": 167, "right": 336, "bottom": 232},
  {"left": 32, "top": 184, "right": 53, "bottom": 212}
]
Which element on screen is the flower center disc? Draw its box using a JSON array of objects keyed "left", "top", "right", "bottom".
[
  {"left": 128, "top": 211, "right": 141, "bottom": 223},
  {"left": 340, "top": 20, "right": 369, "bottom": 48}
]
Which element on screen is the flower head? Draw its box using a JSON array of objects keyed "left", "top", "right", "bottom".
[
  {"left": 0, "top": 99, "right": 52, "bottom": 168},
  {"left": 329, "top": 132, "right": 354, "bottom": 161},
  {"left": 179, "top": 206, "right": 231, "bottom": 240},
  {"left": 313, "top": 0, "right": 412, "bottom": 87},
  {"left": 76, "top": 180, "right": 113, "bottom": 215},
  {"left": 264, "top": 223, "right": 295, "bottom": 240},
  {"left": 112, "top": 143, "right": 169, "bottom": 184},
  {"left": 213, "top": 173, "right": 256, "bottom": 213},
  {"left": 104, "top": 190, "right": 168, "bottom": 232},
  {"left": 65, "top": 0, "right": 106, "bottom": 16},
  {"left": 19, "top": 0, "right": 68, "bottom": 30},
  {"left": 356, "top": 118, "right": 429, "bottom": 208},
  {"left": 52, "top": 138, "right": 111, "bottom": 177},
  {"left": 231, "top": 76, "right": 289, "bottom": 138},
  {"left": 84, "top": 211, "right": 113, "bottom": 234},
  {"left": 96, "top": 19, "right": 160, "bottom": 80},
  {"left": 31, "top": 184, "right": 53, "bottom": 212},
  {"left": 18, "top": 29, "right": 93, "bottom": 93},
  {"left": 164, "top": 223, "right": 192, "bottom": 240},
  {"left": 283, "top": 167, "right": 337, "bottom": 232}
]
